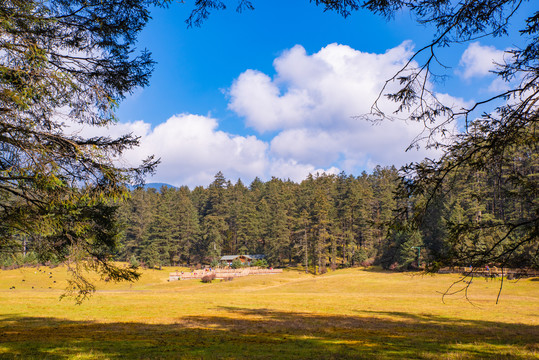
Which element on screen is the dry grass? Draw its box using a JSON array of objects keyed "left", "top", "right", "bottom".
[{"left": 0, "top": 266, "right": 537, "bottom": 359}]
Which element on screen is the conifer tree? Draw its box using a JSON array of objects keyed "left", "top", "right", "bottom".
[
  {"left": 140, "top": 187, "right": 176, "bottom": 267},
  {"left": 174, "top": 187, "right": 200, "bottom": 265},
  {"left": 236, "top": 189, "right": 262, "bottom": 254},
  {"left": 0, "top": 0, "right": 166, "bottom": 299},
  {"left": 264, "top": 178, "right": 292, "bottom": 265},
  {"left": 309, "top": 174, "right": 333, "bottom": 273},
  {"left": 118, "top": 187, "right": 157, "bottom": 261}
]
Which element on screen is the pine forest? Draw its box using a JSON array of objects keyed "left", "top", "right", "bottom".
[{"left": 113, "top": 135, "right": 537, "bottom": 273}]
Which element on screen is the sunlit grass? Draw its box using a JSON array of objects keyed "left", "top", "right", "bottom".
[{"left": 0, "top": 266, "right": 537, "bottom": 359}]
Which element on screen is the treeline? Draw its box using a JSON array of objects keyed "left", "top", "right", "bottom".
[
  {"left": 117, "top": 136, "right": 537, "bottom": 273},
  {"left": 117, "top": 167, "right": 399, "bottom": 272},
  {"left": 2, "top": 141, "right": 534, "bottom": 272}
]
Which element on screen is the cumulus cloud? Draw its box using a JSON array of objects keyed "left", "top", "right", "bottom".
[
  {"left": 229, "top": 42, "right": 415, "bottom": 133},
  {"left": 67, "top": 114, "right": 269, "bottom": 188},
  {"left": 268, "top": 158, "right": 340, "bottom": 183},
  {"left": 229, "top": 42, "right": 453, "bottom": 175},
  {"left": 66, "top": 42, "right": 467, "bottom": 187},
  {"left": 135, "top": 115, "right": 269, "bottom": 187},
  {"left": 457, "top": 42, "right": 506, "bottom": 79},
  {"left": 227, "top": 69, "right": 314, "bottom": 132}
]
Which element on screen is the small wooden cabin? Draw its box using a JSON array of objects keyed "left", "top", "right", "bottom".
[
  {"left": 219, "top": 254, "right": 265, "bottom": 266},
  {"left": 220, "top": 255, "right": 252, "bottom": 266}
]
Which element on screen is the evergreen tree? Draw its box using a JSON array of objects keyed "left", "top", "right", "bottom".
[
  {"left": 177, "top": 187, "right": 201, "bottom": 264},
  {"left": 201, "top": 172, "right": 230, "bottom": 261},
  {"left": 236, "top": 188, "right": 262, "bottom": 254},
  {"left": 309, "top": 174, "right": 333, "bottom": 273},
  {"left": 264, "top": 178, "right": 292, "bottom": 265},
  {"left": 118, "top": 188, "right": 157, "bottom": 261},
  {"left": 370, "top": 166, "right": 399, "bottom": 260},
  {"left": 140, "top": 187, "right": 176, "bottom": 268},
  {"left": 0, "top": 0, "right": 164, "bottom": 299}
]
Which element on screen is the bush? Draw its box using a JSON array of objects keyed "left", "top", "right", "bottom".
[
  {"left": 201, "top": 273, "right": 216, "bottom": 283},
  {"left": 360, "top": 258, "right": 374, "bottom": 267},
  {"left": 129, "top": 255, "right": 140, "bottom": 269},
  {"left": 0, "top": 252, "right": 40, "bottom": 268},
  {"left": 13, "top": 253, "right": 26, "bottom": 266},
  {"left": 39, "top": 253, "right": 61, "bottom": 267},
  {"left": 252, "top": 259, "right": 268, "bottom": 268},
  {"left": 0, "top": 255, "right": 14, "bottom": 268},
  {"left": 231, "top": 259, "right": 243, "bottom": 269},
  {"left": 24, "top": 252, "right": 39, "bottom": 265},
  {"left": 352, "top": 249, "right": 368, "bottom": 266}
]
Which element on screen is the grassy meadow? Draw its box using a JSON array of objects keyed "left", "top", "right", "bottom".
[{"left": 0, "top": 266, "right": 537, "bottom": 359}]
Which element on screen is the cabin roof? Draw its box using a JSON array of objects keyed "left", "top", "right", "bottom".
[
  {"left": 220, "top": 255, "right": 251, "bottom": 261},
  {"left": 219, "top": 254, "right": 268, "bottom": 261}
]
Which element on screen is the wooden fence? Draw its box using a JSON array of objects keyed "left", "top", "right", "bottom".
[
  {"left": 169, "top": 267, "right": 283, "bottom": 281},
  {"left": 438, "top": 267, "right": 539, "bottom": 278}
]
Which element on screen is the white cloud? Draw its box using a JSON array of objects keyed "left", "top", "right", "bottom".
[
  {"left": 137, "top": 114, "right": 270, "bottom": 187},
  {"left": 268, "top": 158, "right": 340, "bottom": 183},
  {"left": 228, "top": 69, "right": 314, "bottom": 132},
  {"left": 229, "top": 42, "right": 415, "bottom": 133},
  {"left": 67, "top": 114, "right": 269, "bottom": 188},
  {"left": 270, "top": 129, "right": 341, "bottom": 166},
  {"left": 487, "top": 76, "right": 511, "bottom": 93},
  {"left": 229, "top": 42, "right": 451, "bottom": 176},
  {"left": 65, "top": 42, "right": 467, "bottom": 187},
  {"left": 434, "top": 93, "right": 472, "bottom": 111},
  {"left": 457, "top": 42, "right": 506, "bottom": 79}
]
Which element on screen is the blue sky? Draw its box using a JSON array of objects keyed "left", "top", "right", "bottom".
[{"left": 100, "top": 1, "right": 531, "bottom": 188}]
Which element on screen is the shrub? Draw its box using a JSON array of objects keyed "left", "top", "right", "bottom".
[
  {"left": 352, "top": 249, "right": 368, "bottom": 266},
  {"left": 231, "top": 259, "right": 243, "bottom": 269},
  {"left": 360, "top": 258, "right": 375, "bottom": 267},
  {"left": 129, "top": 255, "right": 140, "bottom": 269},
  {"left": 13, "top": 253, "right": 26, "bottom": 266},
  {"left": 24, "top": 252, "right": 39, "bottom": 265},
  {"left": 201, "top": 273, "right": 216, "bottom": 283},
  {"left": 0, "top": 255, "right": 14, "bottom": 268},
  {"left": 252, "top": 259, "right": 268, "bottom": 268},
  {"left": 210, "top": 259, "right": 219, "bottom": 268},
  {"left": 45, "top": 260, "right": 60, "bottom": 268}
]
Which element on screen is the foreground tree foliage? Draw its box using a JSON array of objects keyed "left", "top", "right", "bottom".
[
  {"left": 364, "top": 0, "right": 539, "bottom": 273},
  {"left": 0, "top": 0, "right": 163, "bottom": 301},
  {"left": 186, "top": 0, "right": 538, "bottom": 274}
]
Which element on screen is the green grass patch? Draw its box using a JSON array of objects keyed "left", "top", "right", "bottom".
[{"left": 0, "top": 266, "right": 537, "bottom": 359}]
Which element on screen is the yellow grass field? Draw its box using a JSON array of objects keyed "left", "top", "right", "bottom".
[{"left": 0, "top": 266, "right": 537, "bottom": 359}]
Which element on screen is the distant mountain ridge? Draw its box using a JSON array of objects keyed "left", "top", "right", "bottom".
[{"left": 129, "top": 182, "right": 177, "bottom": 190}]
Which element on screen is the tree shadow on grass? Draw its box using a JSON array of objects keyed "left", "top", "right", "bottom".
[{"left": 0, "top": 309, "right": 537, "bottom": 359}]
